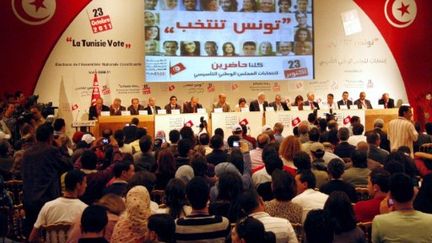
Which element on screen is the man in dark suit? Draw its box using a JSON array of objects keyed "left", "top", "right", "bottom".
[
  {"left": 354, "top": 91, "right": 373, "bottom": 109},
  {"left": 378, "top": 93, "right": 395, "bottom": 109},
  {"left": 334, "top": 127, "right": 356, "bottom": 158},
  {"left": 303, "top": 92, "right": 320, "bottom": 110},
  {"left": 183, "top": 96, "right": 203, "bottom": 113},
  {"left": 269, "top": 94, "right": 289, "bottom": 111},
  {"left": 109, "top": 98, "right": 126, "bottom": 116},
  {"left": 127, "top": 98, "right": 145, "bottom": 115},
  {"left": 89, "top": 97, "right": 110, "bottom": 120},
  {"left": 366, "top": 131, "right": 389, "bottom": 164},
  {"left": 144, "top": 97, "right": 161, "bottom": 115},
  {"left": 249, "top": 92, "right": 268, "bottom": 111},
  {"left": 337, "top": 91, "right": 353, "bottom": 109},
  {"left": 123, "top": 117, "right": 139, "bottom": 144},
  {"left": 164, "top": 96, "right": 182, "bottom": 114}
]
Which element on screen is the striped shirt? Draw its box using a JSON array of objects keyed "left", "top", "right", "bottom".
[
  {"left": 250, "top": 211, "right": 298, "bottom": 243},
  {"left": 175, "top": 214, "right": 230, "bottom": 243},
  {"left": 388, "top": 117, "right": 418, "bottom": 155}
]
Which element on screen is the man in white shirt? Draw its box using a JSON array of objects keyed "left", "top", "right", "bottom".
[
  {"left": 250, "top": 133, "right": 270, "bottom": 170},
  {"left": 239, "top": 190, "right": 298, "bottom": 243},
  {"left": 29, "top": 170, "right": 88, "bottom": 242},
  {"left": 347, "top": 123, "right": 366, "bottom": 147},
  {"left": 292, "top": 170, "right": 328, "bottom": 222},
  {"left": 388, "top": 105, "right": 418, "bottom": 156}
]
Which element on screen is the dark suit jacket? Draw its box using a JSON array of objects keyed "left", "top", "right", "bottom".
[
  {"left": 337, "top": 99, "right": 353, "bottom": 109},
  {"left": 378, "top": 98, "right": 395, "bottom": 109},
  {"left": 109, "top": 105, "right": 126, "bottom": 116},
  {"left": 144, "top": 105, "right": 161, "bottom": 115},
  {"left": 183, "top": 102, "right": 203, "bottom": 113},
  {"left": 89, "top": 105, "right": 110, "bottom": 120},
  {"left": 123, "top": 125, "right": 138, "bottom": 144},
  {"left": 249, "top": 100, "right": 269, "bottom": 111},
  {"left": 368, "top": 144, "right": 389, "bottom": 164},
  {"left": 269, "top": 101, "right": 289, "bottom": 111},
  {"left": 127, "top": 105, "right": 145, "bottom": 115},
  {"left": 334, "top": 142, "right": 356, "bottom": 159},
  {"left": 164, "top": 104, "right": 182, "bottom": 114},
  {"left": 303, "top": 100, "right": 320, "bottom": 110},
  {"left": 354, "top": 99, "right": 373, "bottom": 109}
]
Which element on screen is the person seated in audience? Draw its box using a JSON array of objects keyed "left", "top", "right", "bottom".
[
  {"left": 175, "top": 177, "right": 230, "bottom": 242},
  {"left": 235, "top": 97, "right": 249, "bottom": 111},
  {"left": 324, "top": 191, "right": 365, "bottom": 242},
  {"left": 373, "top": 119, "right": 390, "bottom": 152},
  {"left": 29, "top": 170, "right": 88, "bottom": 242},
  {"left": 301, "top": 127, "right": 319, "bottom": 154},
  {"left": 197, "top": 133, "right": 211, "bottom": 155},
  {"left": 354, "top": 91, "right": 373, "bottom": 109},
  {"left": 209, "top": 171, "right": 243, "bottom": 222},
  {"left": 334, "top": 127, "right": 356, "bottom": 159},
  {"left": 77, "top": 205, "right": 109, "bottom": 243},
  {"left": 304, "top": 209, "right": 334, "bottom": 243},
  {"left": 309, "top": 142, "right": 330, "bottom": 187},
  {"left": 104, "top": 161, "right": 135, "bottom": 197},
  {"left": 269, "top": 94, "right": 289, "bottom": 111},
  {"left": 293, "top": 150, "right": 328, "bottom": 188},
  {"left": 237, "top": 124, "right": 255, "bottom": 150},
  {"left": 134, "top": 135, "right": 156, "bottom": 172},
  {"left": 347, "top": 123, "right": 366, "bottom": 146},
  {"left": 123, "top": 117, "right": 140, "bottom": 144},
  {"left": 249, "top": 92, "right": 269, "bottom": 112},
  {"left": 337, "top": 91, "right": 353, "bottom": 109},
  {"left": 378, "top": 93, "right": 395, "bottom": 109},
  {"left": 264, "top": 169, "right": 302, "bottom": 224},
  {"left": 372, "top": 173, "right": 432, "bottom": 242},
  {"left": 365, "top": 131, "right": 389, "bottom": 164},
  {"left": 342, "top": 150, "right": 370, "bottom": 187},
  {"left": 156, "top": 178, "right": 192, "bottom": 218},
  {"left": 212, "top": 93, "right": 231, "bottom": 112},
  {"left": 128, "top": 98, "right": 145, "bottom": 115},
  {"left": 191, "top": 154, "right": 216, "bottom": 186},
  {"left": 303, "top": 92, "right": 319, "bottom": 110},
  {"left": 355, "top": 142, "right": 383, "bottom": 170},
  {"left": 109, "top": 98, "right": 126, "bottom": 116},
  {"left": 144, "top": 97, "right": 161, "bottom": 115},
  {"left": 292, "top": 95, "right": 304, "bottom": 110},
  {"left": 292, "top": 170, "right": 328, "bottom": 222},
  {"left": 414, "top": 173, "right": 432, "bottom": 214},
  {"left": 272, "top": 122, "right": 284, "bottom": 144},
  {"left": 250, "top": 133, "right": 270, "bottom": 170},
  {"left": 111, "top": 186, "right": 152, "bottom": 242},
  {"left": 297, "top": 121, "right": 309, "bottom": 143},
  {"left": 231, "top": 217, "right": 276, "bottom": 243},
  {"left": 144, "top": 214, "right": 176, "bottom": 243},
  {"left": 154, "top": 150, "right": 176, "bottom": 190},
  {"left": 164, "top": 95, "right": 182, "bottom": 114},
  {"left": 176, "top": 138, "right": 193, "bottom": 168},
  {"left": 238, "top": 189, "right": 297, "bottom": 243},
  {"left": 89, "top": 98, "right": 110, "bottom": 120},
  {"left": 129, "top": 128, "right": 148, "bottom": 153},
  {"left": 183, "top": 96, "right": 203, "bottom": 113},
  {"left": 113, "top": 129, "right": 134, "bottom": 154},
  {"left": 320, "top": 158, "right": 357, "bottom": 203},
  {"left": 279, "top": 135, "right": 301, "bottom": 171},
  {"left": 354, "top": 168, "right": 389, "bottom": 222},
  {"left": 414, "top": 122, "right": 432, "bottom": 152},
  {"left": 206, "top": 134, "right": 229, "bottom": 166}
]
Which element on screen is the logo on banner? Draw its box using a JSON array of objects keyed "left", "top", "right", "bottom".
[
  {"left": 273, "top": 82, "right": 281, "bottom": 92},
  {"left": 292, "top": 117, "right": 301, "bottom": 127},
  {"left": 102, "top": 85, "right": 111, "bottom": 95},
  {"left": 71, "top": 104, "right": 79, "bottom": 111},
  {"left": 343, "top": 115, "right": 352, "bottom": 125},
  {"left": 170, "top": 63, "right": 186, "bottom": 75},
  {"left": 12, "top": 0, "right": 56, "bottom": 25},
  {"left": 142, "top": 84, "right": 151, "bottom": 94},
  {"left": 231, "top": 83, "right": 239, "bottom": 91},
  {"left": 207, "top": 83, "right": 215, "bottom": 92},
  {"left": 89, "top": 7, "right": 113, "bottom": 33},
  {"left": 185, "top": 120, "right": 194, "bottom": 127},
  {"left": 168, "top": 84, "right": 176, "bottom": 91},
  {"left": 384, "top": 0, "right": 417, "bottom": 28},
  {"left": 239, "top": 118, "right": 249, "bottom": 126}
]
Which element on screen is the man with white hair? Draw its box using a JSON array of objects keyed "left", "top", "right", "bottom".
[
  {"left": 303, "top": 92, "right": 319, "bottom": 110},
  {"left": 249, "top": 92, "right": 269, "bottom": 111}
]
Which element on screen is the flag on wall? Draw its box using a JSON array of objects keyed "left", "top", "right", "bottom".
[{"left": 90, "top": 72, "right": 101, "bottom": 106}]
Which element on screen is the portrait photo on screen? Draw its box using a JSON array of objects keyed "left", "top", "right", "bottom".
[{"left": 145, "top": 0, "right": 314, "bottom": 81}]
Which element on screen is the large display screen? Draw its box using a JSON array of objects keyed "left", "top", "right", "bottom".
[{"left": 145, "top": 0, "right": 313, "bottom": 82}]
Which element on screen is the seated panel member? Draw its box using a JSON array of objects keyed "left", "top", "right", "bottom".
[
  {"left": 235, "top": 97, "right": 249, "bottom": 112},
  {"left": 325, "top": 93, "right": 337, "bottom": 110},
  {"left": 89, "top": 97, "right": 110, "bottom": 120},
  {"left": 249, "top": 92, "right": 268, "bottom": 112},
  {"left": 128, "top": 98, "right": 145, "bottom": 115},
  {"left": 164, "top": 96, "right": 182, "bottom": 114},
  {"left": 269, "top": 94, "right": 289, "bottom": 111},
  {"left": 110, "top": 98, "right": 126, "bottom": 116},
  {"left": 337, "top": 91, "right": 353, "bottom": 109},
  {"left": 354, "top": 91, "right": 373, "bottom": 109},
  {"left": 212, "top": 93, "right": 231, "bottom": 112},
  {"left": 303, "top": 92, "right": 319, "bottom": 110},
  {"left": 145, "top": 97, "right": 161, "bottom": 115},
  {"left": 183, "top": 96, "right": 203, "bottom": 113},
  {"left": 378, "top": 93, "right": 395, "bottom": 109}
]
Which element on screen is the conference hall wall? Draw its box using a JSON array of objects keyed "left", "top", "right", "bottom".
[{"left": 2, "top": 0, "right": 431, "bottom": 134}]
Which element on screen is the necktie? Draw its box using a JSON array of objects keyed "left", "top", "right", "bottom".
[{"left": 311, "top": 103, "right": 314, "bottom": 109}]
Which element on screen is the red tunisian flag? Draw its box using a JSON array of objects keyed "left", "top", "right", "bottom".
[
  {"left": 0, "top": 0, "right": 91, "bottom": 95},
  {"left": 91, "top": 72, "right": 101, "bottom": 106},
  {"left": 353, "top": 0, "right": 432, "bottom": 122}
]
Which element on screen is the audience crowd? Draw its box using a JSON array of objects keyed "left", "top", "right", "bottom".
[{"left": 1, "top": 92, "right": 432, "bottom": 243}]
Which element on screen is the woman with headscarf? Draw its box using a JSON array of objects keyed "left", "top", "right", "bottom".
[{"left": 111, "top": 186, "right": 152, "bottom": 243}]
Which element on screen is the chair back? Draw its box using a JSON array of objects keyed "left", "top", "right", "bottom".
[
  {"left": 4, "top": 180, "right": 23, "bottom": 205},
  {"left": 355, "top": 187, "right": 371, "bottom": 201},
  {"left": 291, "top": 222, "right": 304, "bottom": 243},
  {"left": 357, "top": 221, "right": 372, "bottom": 243},
  {"left": 151, "top": 189, "right": 165, "bottom": 204},
  {"left": 40, "top": 223, "right": 72, "bottom": 243}
]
